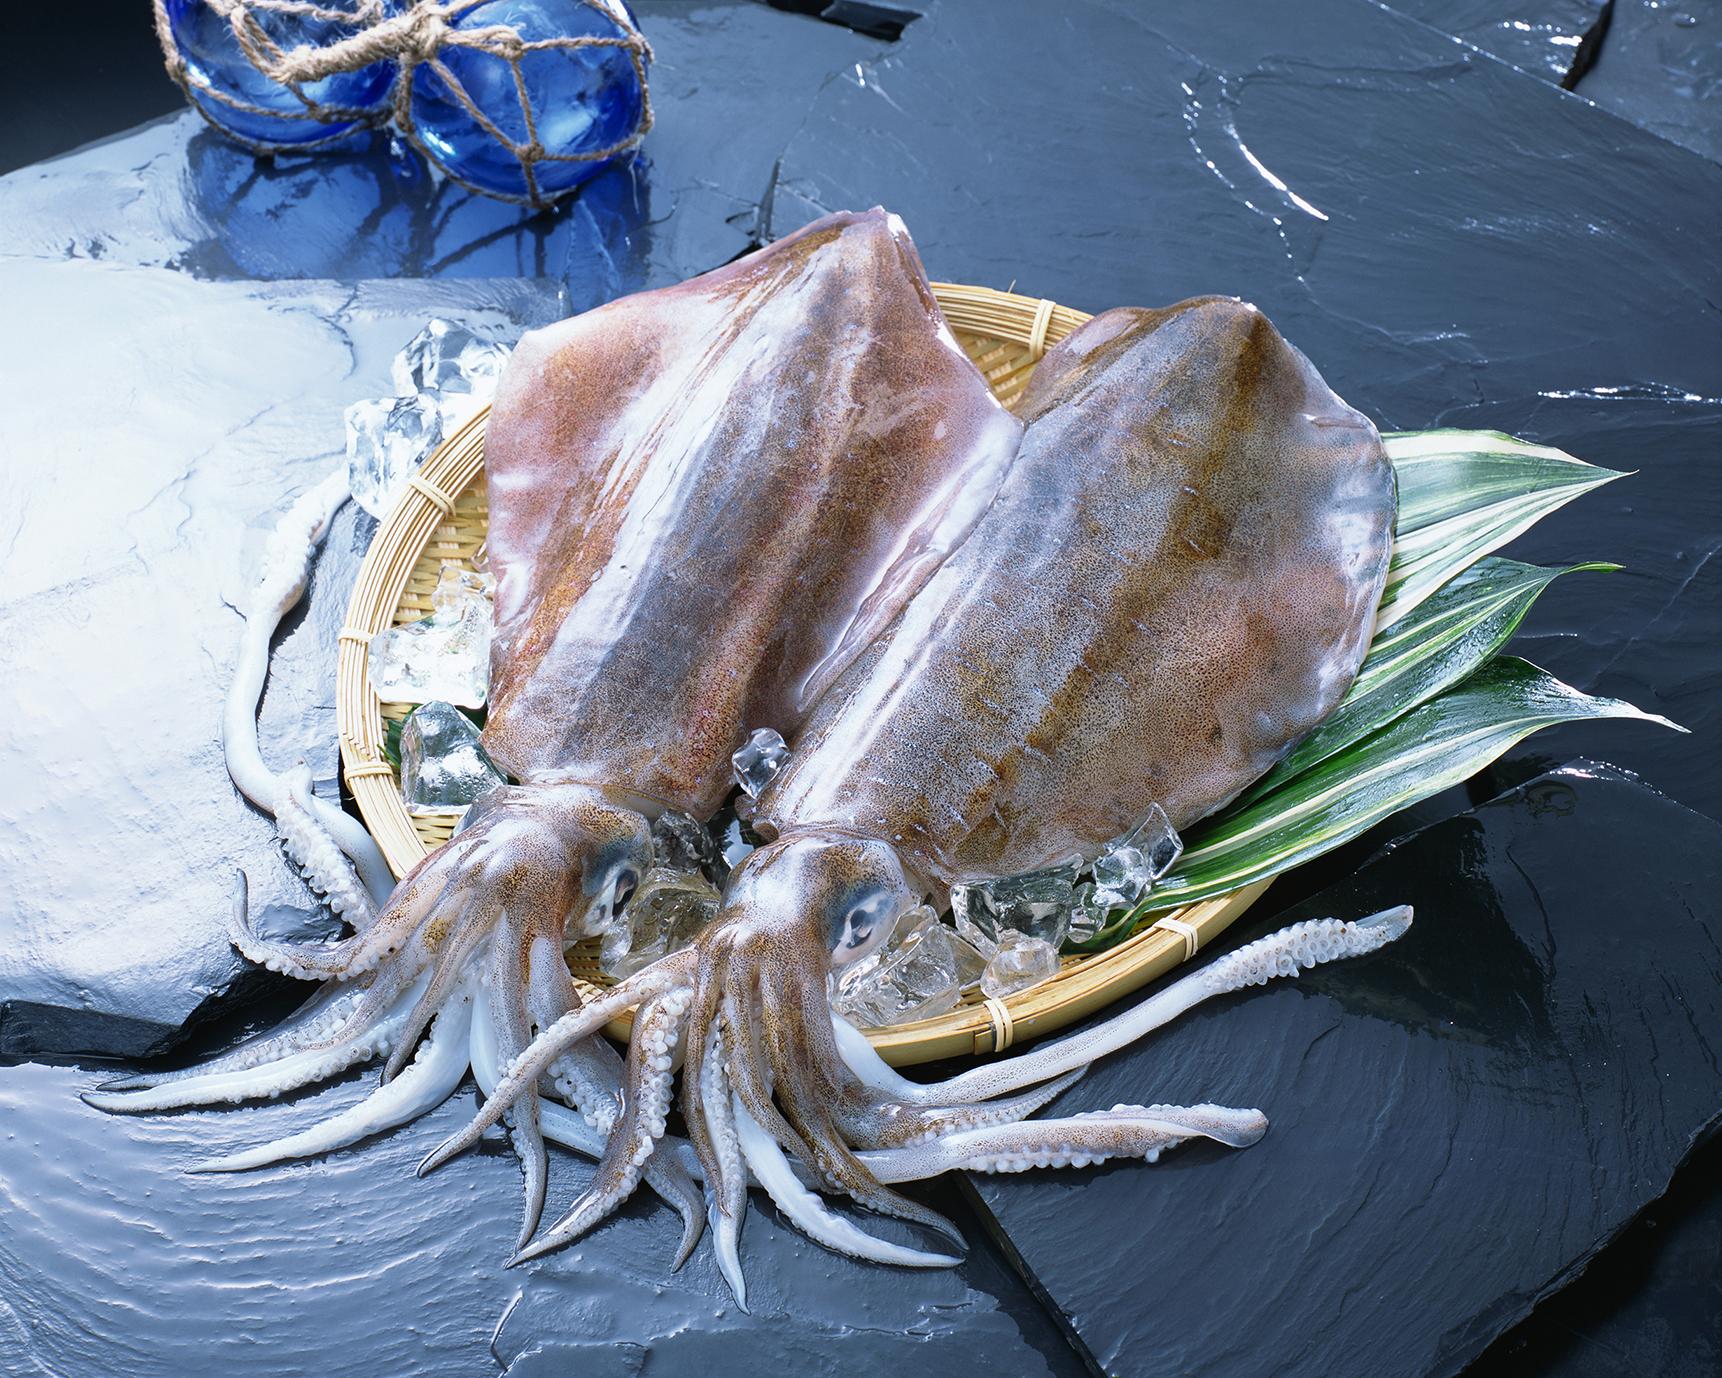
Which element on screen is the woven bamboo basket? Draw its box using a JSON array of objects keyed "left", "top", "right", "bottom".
[{"left": 334, "top": 282, "right": 1270, "bottom": 1067}]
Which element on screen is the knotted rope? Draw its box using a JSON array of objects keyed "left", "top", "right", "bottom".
[{"left": 153, "top": 0, "right": 653, "bottom": 208}]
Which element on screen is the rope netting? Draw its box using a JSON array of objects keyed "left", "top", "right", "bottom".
[{"left": 153, "top": 0, "right": 654, "bottom": 207}]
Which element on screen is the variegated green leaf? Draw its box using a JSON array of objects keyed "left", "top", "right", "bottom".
[
  {"left": 1376, "top": 429, "right": 1625, "bottom": 629},
  {"left": 1229, "top": 557, "right": 1615, "bottom": 811},
  {"left": 1135, "top": 657, "right": 1680, "bottom": 917}
]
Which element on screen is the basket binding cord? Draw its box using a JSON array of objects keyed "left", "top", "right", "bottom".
[{"left": 152, "top": 0, "right": 654, "bottom": 208}]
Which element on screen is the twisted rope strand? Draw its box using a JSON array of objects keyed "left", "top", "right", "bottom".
[{"left": 151, "top": 0, "right": 652, "bottom": 206}]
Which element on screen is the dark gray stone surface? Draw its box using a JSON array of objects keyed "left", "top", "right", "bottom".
[
  {"left": 968, "top": 764, "right": 1722, "bottom": 1378},
  {"left": 1387, "top": 0, "right": 1611, "bottom": 85},
  {"left": 0, "top": 264, "right": 565, "bottom": 1056},
  {"left": 1575, "top": 0, "right": 1722, "bottom": 163},
  {"left": 0, "top": 1056, "right": 1083, "bottom": 1378}
]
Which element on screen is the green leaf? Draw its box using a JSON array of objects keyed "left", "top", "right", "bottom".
[
  {"left": 1135, "top": 657, "right": 1680, "bottom": 916},
  {"left": 1228, "top": 557, "right": 1616, "bottom": 811},
  {"left": 1377, "top": 429, "right": 1626, "bottom": 629}
]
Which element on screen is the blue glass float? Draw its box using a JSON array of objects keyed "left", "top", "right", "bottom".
[
  {"left": 164, "top": 0, "right": 399, "bottom": 147},
  {"left": 409, "top": 0, "right": 647, "bottom": 201}
]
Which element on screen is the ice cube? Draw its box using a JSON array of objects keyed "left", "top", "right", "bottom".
[
  {"left": 1134, "top": 802, "right": 1184, "bottom": 881},
  {"left": 650, "top": 809, "right": 722, "bottom": 879},
  {"left": 399, "top": 701, "right": 504, "bottom": 816},
  {"left": 391, "top": 319, "right": 511, "bottom": 397},
  {"left": 949, "top": 858, "right": 1081, "bottom": 954},
  {"left": 731, "top": 727, "right": 790, "bottom": 799},
  {"left": 1066, "top": 883, "right": 1112, "bottom": 945},
  {"left": 599, "top": 867, "right": 721, "bottom": 980},
  {"left": 980, "top": 930, "right": 1061, "bottom": 999},
  {"left": 830, "top": 906, "right": 984, "bottom": 1028},
  {"left": 368, "top": 561, "right": 493, "bottom": 708},
  {"left": 346, "top": 393, "right": 444, "bottom": 519},
  {"left": 431, "top": 561, "right": 494, "bottom": 617}
]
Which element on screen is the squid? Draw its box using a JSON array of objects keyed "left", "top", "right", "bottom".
[
  {"left": 88, "top": 208, "right": 1022, "bottom": 1251},
  {"left": 433, "top": 296, "right": 1403, "bottom": 1293}
]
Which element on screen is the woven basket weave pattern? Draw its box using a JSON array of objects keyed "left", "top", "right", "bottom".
[{"left": 337, "top": 283, "right": 1265, "bottom": 1064}]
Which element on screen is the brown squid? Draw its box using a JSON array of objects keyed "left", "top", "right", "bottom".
[
  {"left": 441, "top": 296, "right": 1406, "bottom": 1291},
  {"left": 89, "top": 209, "right": 1022, "bottom": 1251}
]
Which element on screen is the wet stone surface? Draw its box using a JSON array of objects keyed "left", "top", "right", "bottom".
[
  {"left": 0, "top": 1056, "right": 1084, "bottom": 1378},
  {"left": 1573, "top": 0, "right": 1722, "bottom": 164},
  {"left": 968, "top": 764, "right": 1722, "bottom": 1378},
  {"left": 1386, "top": 0, "right": 1610, "bottom": 85},
  {"left": 0, "top": 264, "right": 564, "bottom": 1056}
]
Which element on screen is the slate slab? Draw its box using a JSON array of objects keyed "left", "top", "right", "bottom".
[
  {"left": 0, "top": 1055, "right": 1083, "bottom": 1378},
  {"left": 966, "top": 763, "right": 1722, "bottom": 1378},
  {"left": 1468, "top": 1128, "right": 1722, "bottom": 1376},
  {"left": 1573, "top": 0, "right": 1722, "bottom": 164},
  {"left": 764, "top": 0, "right": 1722, "bottom": 824},
  {"left": 1386, "top": 0, "right": 1610, "bottom": 85},
  {"left": 0, "top": 262, "right": 565, "bottom": 1057}
]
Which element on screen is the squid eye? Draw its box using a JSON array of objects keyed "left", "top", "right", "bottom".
[
  {"left": 827, "top": 887, "right": 901, "bottom": 966},
  {"left": 612, "top": 867, "right": 640, "bottom": 910}
]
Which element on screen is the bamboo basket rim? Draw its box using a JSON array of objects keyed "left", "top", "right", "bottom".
[{"left": 334, "top": 281, "right": 1268, "bottom": 1067}]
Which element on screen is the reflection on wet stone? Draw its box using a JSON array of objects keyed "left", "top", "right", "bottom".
[{"left": 969, "top": 764, "right": 1722, "bottom": 1378}]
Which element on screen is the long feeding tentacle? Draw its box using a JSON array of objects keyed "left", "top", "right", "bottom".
[
  {"left": 223, "top": 468, "right": 392, "bottom": 903},
  {"left": 859, "top": 1103, "right": 1270, "bottom": 1182},
  {"left": 920, "top": 908, "right": 1414, "bottom": 1106},
  {"left": 188, "top": 992, "right": 476, "bottom": 1173},
  {"left": 83, "top": 972, "right": 428, "bottom": 1112}
]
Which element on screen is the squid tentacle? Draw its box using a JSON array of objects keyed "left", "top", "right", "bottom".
[
  {"left": 699, "top": 1019, "right": 750, "bottom": 1311},
  {"left": 224, "top": 469, "right": 393, "bottom": 904},
  {"left": 418, "top": 952, "right": 695, "bottom": 1176},
  {"left": 731, "top": 1091, "right": 961, "bottom": 1270},
  {"left": 835, "top": 1068, "right": 1088, "bottom": 1151},
  {"left": 187, "top": 991, "right": 477, "bottom": 1173},
  {"left": 228, "top": 845, "right": 479, "bottom": 982},
  {"left": 512, "top": 985, "right": 694, "bottom": 1264},
  {"left": 82, "top": 971, "right": 429, "bottom": 1113},
  {"left": 480, "top": 940, "right": 551, "bottom": 1251},
  {"left": 917, "top": 908, "right": 1414, "bottom": 1106},
  {"left": 859, "top": 1102, "right": 1270, "bottom": 1181},
  {"left": 761, "top": 974, "right": 965, "bottom": 1248}
]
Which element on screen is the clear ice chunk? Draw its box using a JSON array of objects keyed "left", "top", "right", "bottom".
[
  {"left": 731, "top": 727, "right": 790, "bottom": 799},
  {"left": 346, "top": 393, "right": 445, "bottom": 520},
  {"left": 399, "top": 701, "right": 505, "bottom": 817},
  {"left": 391, "top": 319, "right": 512, "bottom": 398},
  {"left": 368, "top": 561, "right": 494, "bottom": 708},
  {"left": 1067, "top": 805, "right": 1185, "bottom": 946},
  {"left": 981, "top": 930, "right": 1061, "bottom": 999},
  {"left": 599, "top": 867, "right": 721, "bottom": 980},
  {"left": 830, "top": 906, "right": 985, "bottom": 1028},
  {"left": 650, "top": 809, "right": 722, "bottom": 879},
  {"left": 949, "top": 858, "right": 1081, "bottom": 955}
]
